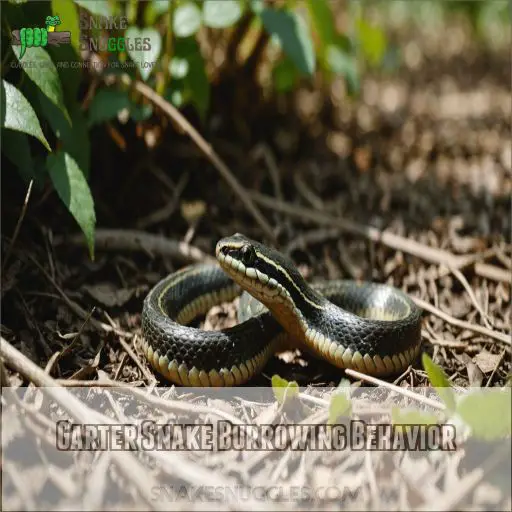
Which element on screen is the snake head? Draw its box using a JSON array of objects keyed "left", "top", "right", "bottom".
[
  {"left": 46, "top": 15, "right": 61, "bottom": 27},
  {"left": 216, "top": 233, "right": 318, "bottom": 310}
]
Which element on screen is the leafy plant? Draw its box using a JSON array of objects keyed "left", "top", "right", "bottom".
[
  {"left": 421, "top": 353, "right": 456, "bottom": 413},
  {"left": 420, "top": 354, "right": 511, "bottom": 441},
  {"left": 0, "top": 0, "right": 381, "bottom": 256},
  {"left": 271, "top": 374, "right": 299, "bottom": 405}
]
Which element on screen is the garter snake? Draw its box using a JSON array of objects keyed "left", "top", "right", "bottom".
[{"left": 141, "top": 234, "right": 422, "bottom": 386}]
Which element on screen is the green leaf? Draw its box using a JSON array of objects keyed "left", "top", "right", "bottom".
[
  {"left": 87, "top": 88, "right": 153, "bottom": 125},
  {"left": 47, "top": 151, "right": 96, "bottom": 260},
  {"left": 271, "top": 375, "right": 299, "bottom": 404},
  {"left": 129, "top": 103, "right": 153, "bottom": 122},
  {"left": 0, "top": 80, "right": 51, "bottom": 151},
  {"left": 272, "top": 55, "right": 299, "bottom": 93},
  {"left": 73, "top": 0, "right": 112, "bottom": 17},
  {"left": 152, "top": 0, "right": 170, "bottom": 14},
  {"left": 391, "top": 406, "right": 439, "bottom": 429},
  {"left": 203, "top": 0, "right": 242, "bottom": 29},
  {"left": 87, "top": 88, "right": 131, "bottom": 126},
  {"left": 12, "top": 46, "right": 71, "bottom": 124},
  {"left": 169, "top": 56, "right": 190, "bottom": 79},
  {"left": 184, "top": 50, "right": 209, "bottom": 121},
  {"left": 328, "top": 392, "right": 351, "bottom": 424},
  {"left": 173, "top": 2, "right": 202, "bottom": 38},
  {"left": 337, "top": 378, "right": 351, "bottom": 389},
  {"left": 477, "top": 1, "right": 510, "bottom": 47},
  {"left": 144, "top": 0, "right": 171, "bottom": 25},
  {"left": 306, "top": 0, "right": 335, "bottom": 47},
  {"left": 422, "top": 353, "right": 456, "bottom": 412},
  {"left": 356, "top": 18, "right": 387, "bottom": 67},
  {"left": 1, "top": 129, "right": 37, "bottom": 184},
  {"left": 167, "top": 87, "right": 185, "bottom": 108},
  {"left": 125, "top": 27, "right": 162, "bottom": 81},
  {"left": 52, "top": 0, "right": 81, "bottom": 55},
  {"left": 172, "top": 38, "right": 210, "bottom": 120},
  {"left": 250, "top": 0, "right": 264, "bottom": 15},
  {"left": 259, "top": 8, "right": 315, "bottom": 76},
  {"left": 325, "top": 44, "right": 359, "bottom": 95},
  {"left": 38, "top": 91, "right": 90, "bottom": 178},
  {"left": 47, "top": 44, "right": 82, "bottom": 105},
  {"left": 457, "top": 389, "right": 511, "bottom": 440}
]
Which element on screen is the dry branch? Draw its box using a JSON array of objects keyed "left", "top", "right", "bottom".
[
  {"left": 413, "top": 297, "right": 510, "bottom": 345},
  {"left": 0, "top": 337, "right": 268, "bottom": 510},
  {"left": 119, "top": 74, "right": 277, "bottom": 243},
  {"left": 475, "top": 262, "right": 511, "bottom": 283},
  {"left": 54, "top": 228, "right": 215, "bottom": 263}
]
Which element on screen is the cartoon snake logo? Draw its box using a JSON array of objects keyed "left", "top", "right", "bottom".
[{"left": 18, "top": 15, "right": 62, "bottom": 58}]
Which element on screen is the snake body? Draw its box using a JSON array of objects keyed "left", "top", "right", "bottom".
[{"left": 141, "top": 234, "right": 422, "bottom": 386}]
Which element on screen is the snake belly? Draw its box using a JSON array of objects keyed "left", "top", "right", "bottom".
[
  {"left": 141, "top": 257, "right": 422, "bottom": 386},
  {"left": 141, "top": 264, "right": 285, "bottom": 387}
]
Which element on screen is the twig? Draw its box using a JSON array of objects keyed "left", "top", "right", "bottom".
[
  {"left": 136, "top": 172, "right": 189, "bottom": 229},
  {"left": 61, "top": 370, "right": 247, "bottom": 424},
  {"left": 474, "top": 262, "right": 511, "bottom": 283},
  {"left": 117, "top": 335, "right": 156, "bottom": 383},
  {"left": 344, "top": 368, "right": 446, "bottom": 411},
  {"left": 54, "top": 228, "right": 215, "bottom": 263},
  {"left": 285, "top": 227, "right": 344, "bottom": 253},
  {"left": 393, "top": 365, "right": 413, "bottom": 385},
  {"left": 3, "top": 464, "right": 36, "bottom": 510},
  {"left": 121, "top": 75, "right": 276, "bottom": 243},
  {"left": 251, "top": 143, "right": 283, "bottom": 201},
  {"left": 0, "top": 336, "right": 167, "bottom": 511},
  {"left": 448, "top": 264, "right": 493, "bottom": 329},
  {"left": 46, "top": 308, "right": 96, "bottom": 376},
  {"left": 365, "top": 450, "right": 380, "bottom": 510},
  {"left": 298, "top": 392, "right": 329, "bottom": 408},
  {"left": 485, "top": 349, "right": 507, "bottom": 387},
  {"left": 422, "top": 328, "right": 478, "bottom": 352},
  {"left": 113, "top": 352, "right": 128, "bottom": 381},
  {"left": 15, "top": 288, "right": 53, "bottom": 357},
  {"left": 247, "top": 191, "right": 486, "bottom": 269},
  {"left": 2, "top": 179, "right": 33, "bottom": 273},
  {"left": 0, "top": 337, "right": 267, "bottom": 510},
  {"left": 495, "top": 245, "right": 512, "bottom": 269},
  {"left": 55, "top": 378, "right": 142, "bottom": 387},
  {"left": 128, "top": 386, "right": 246, "bottom": 425},
  {"left": 413, "top": 297, "right": 510, "bottom": 345},
  {"left": 420, "top": 445, "right": 507, "bottom": 511},
  {"left": 294, "top": 171, "right": 324, "bottom": 210},
  {"left": 0, "top": 358, "right": 11, "bottom": 386},
  {"left": 82, "top": 451, "right": 111, "bottom": 510},
  {"left": 23, "top": 251, "right": 133, "bottom": 338}
]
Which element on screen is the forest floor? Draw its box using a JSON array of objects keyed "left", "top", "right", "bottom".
[{"left": 1, "top": 10, "right": 511, "bottom": 512}]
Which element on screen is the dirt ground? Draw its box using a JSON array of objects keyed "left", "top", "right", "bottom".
[
  {"left": 1, "top": 9, "right": 511, "bottom": 512},
  {"left": 2, "top": 12, "right": 510, "bottom": 389}
]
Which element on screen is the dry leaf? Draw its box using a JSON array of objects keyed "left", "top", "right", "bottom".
[
  {"left": 474, "top": 351, "right": 502, "bottom": 374},
  {"left": 83, "top": 283, "right": 135, "bottom": 308}
]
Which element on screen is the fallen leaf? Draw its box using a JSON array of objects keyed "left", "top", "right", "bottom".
[
  {"left": 181, "top": 200, "right": 206, "bottom": 223},
  {"left": 83, "top": 283, "right": 135, "bottom": 307},
  {"left": 459, "top": 353, "right": 484, "bottom": 386},
  {"left": 474, "top": 351, "right": 502, "bottom": 374}
]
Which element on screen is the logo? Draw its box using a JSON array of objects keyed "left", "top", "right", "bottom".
[{"left": 11, "top": 15, "right": 71, "bottom": 59}]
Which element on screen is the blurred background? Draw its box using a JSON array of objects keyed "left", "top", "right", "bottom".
[{"left": 1, "top": 0, "right": 510, "bottom": 387}]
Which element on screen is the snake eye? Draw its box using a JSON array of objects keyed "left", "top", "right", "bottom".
[{"left": 240, "top": 245, "right": 255, "bottom": 266}]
